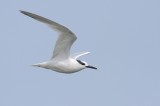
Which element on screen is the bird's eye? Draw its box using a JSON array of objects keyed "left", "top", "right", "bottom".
[{"left": 77, "top": 60, "right": 85, "bottom": 65}]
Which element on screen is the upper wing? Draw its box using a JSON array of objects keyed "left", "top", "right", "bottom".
[
  {"left": 71, "top": 51, "right": 90, "bottom": 59},
  {"left": 20, "top": 10, "right": 77, "bottom": 60}
]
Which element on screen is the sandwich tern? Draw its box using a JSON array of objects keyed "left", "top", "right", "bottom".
[{"left": 20, "top": 10, "right": 97, "bottom": 73}]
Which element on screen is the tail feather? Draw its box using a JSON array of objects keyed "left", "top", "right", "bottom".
[
  {"left": 31, "top": 62, "right": 48, "bottom": 68},
  {"left": 31, "top": 63, "right": 43, "bottom": 67}
]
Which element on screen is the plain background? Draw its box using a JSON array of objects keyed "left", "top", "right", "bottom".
[{"left": 0, "top": 0, "right": 160, "bottom": 106}]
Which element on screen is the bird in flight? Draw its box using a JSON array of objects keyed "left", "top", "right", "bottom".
[{"left": 20, "top": 10, "right": 97, "bottom": 73}]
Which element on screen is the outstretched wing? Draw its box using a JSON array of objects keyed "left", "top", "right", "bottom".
[
  {"left": 20, "top": 10, "right": 77, "bottom": 60},
  {"left": 71, "top": 51, "right": 90, "bottom": 59}
]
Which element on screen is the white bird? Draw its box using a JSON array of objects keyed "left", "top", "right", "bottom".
[{"left": 20, "top": 10, "right": 97, "bottom": 73}]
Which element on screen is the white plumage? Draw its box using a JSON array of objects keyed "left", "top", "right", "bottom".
[{"left": 20, "top": 10, "right": 97, "bottom": 73}]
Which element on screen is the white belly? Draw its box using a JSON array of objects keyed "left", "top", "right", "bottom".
[{"left": 46, "top": 59, "right": 85, "bottom": 73}]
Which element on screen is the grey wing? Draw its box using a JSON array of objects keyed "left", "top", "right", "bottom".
[
  {"left": 53, "top": 32, "right": 76, "bottom": 60},
  {"left": 20, "top": 10, "right": 77, "bottom": 60},
  {"left": 71, "top": 52, "right": 90, "bottom": 59}
]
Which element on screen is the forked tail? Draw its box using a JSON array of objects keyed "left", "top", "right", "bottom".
[{"left": 31, "top": 62, "right": 48, "bottom": 68}]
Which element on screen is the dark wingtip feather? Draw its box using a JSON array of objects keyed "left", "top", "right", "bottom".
[
  {"left": 20, "top": 10, "right": 29, "bottom": 15},
  {"left": 19, "top": 10, "right": 24, "bottom": 13}
]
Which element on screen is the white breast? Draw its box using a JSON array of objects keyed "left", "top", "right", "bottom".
[{"left": 47, "top": 58, "right": 85, "bottom": 73}]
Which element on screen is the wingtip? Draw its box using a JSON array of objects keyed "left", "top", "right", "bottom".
[
  {"left": 19, "top": 10, "right": 24, "bottom": 13},
  {"left": 84, "top": 51, "right": 91, "bottom": 54},
  {"left": 20, "top": 10, "right": 30, "bottom": 16},
  {"left": 20, "top": 10, "right": 27, "bottom": 14}
]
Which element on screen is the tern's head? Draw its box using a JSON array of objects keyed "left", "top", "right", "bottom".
[{"left": 76, "top": 60, "right": 97, "bottom": 70}]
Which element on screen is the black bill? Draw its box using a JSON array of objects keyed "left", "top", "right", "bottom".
[{"left": 86, "top": 65, "right": 97, "bottom": 70}]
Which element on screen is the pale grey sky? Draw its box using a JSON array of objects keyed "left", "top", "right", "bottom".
[{"left": 0, "top": 0, "right": 160, "bottom": 106}]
